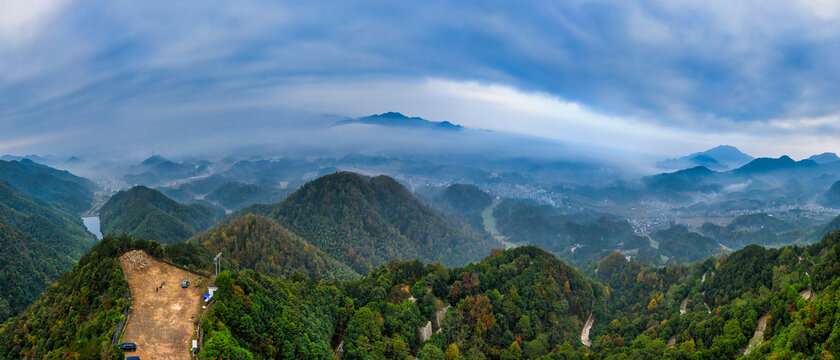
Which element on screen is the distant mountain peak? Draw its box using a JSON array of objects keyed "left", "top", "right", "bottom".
[
  {"left": 708, "top": 144, "right": 739, "bottom": 151},
  {"left": 657, "top": 145, "right": 753, "bottom": 171},
  {"left": 808, "top": 152, "right": 840, "bottom": 164},
  {"left": 732, "top": 155, "right": 817, "bottom": 174},
  {"left": 376, "top": 111, "right": 410, "bottom": 118},
  {"left": 337, "top": 112, "right": 463, "bottom": 131},
  {"left": 141, "top": 155, "right": 170, "bottom": 165}
]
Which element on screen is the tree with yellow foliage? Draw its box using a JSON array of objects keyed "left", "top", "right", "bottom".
[{"left": 445, "top": 343, "right": 460, "bottom": 360}]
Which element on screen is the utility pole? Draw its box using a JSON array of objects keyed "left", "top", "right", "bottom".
[{"left": 213, "top": 252, "right": 222, "bottom": 276}]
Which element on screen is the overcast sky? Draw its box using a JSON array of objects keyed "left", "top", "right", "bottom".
[{"left": 2, "top": 0, "right": 840, "bottom": 159}]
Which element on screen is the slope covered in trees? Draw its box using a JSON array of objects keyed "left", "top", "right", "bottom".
[
  {"left": 0, "top": 180, "right": 95, "bottom": 257},
  {"left": 0, "top": 235, "right": 164, "bottom": 360},
  {"left": 492, "top": 200, "right": 648, "bottom": 261},
  {"left": 200, "top": 245, "right": 601, "bottom": 360},
  {"left": 239, "top": 172, "right": 502, "bottom": 274},
  {"left": 0, "top": 159, "right": 97, "bottom": 214},
  {"left": 426, "top": 183, "right": 494, "bottom": 230},
  {"left": 10, "top": 228, "right": 840, "bottom": 359},
  {"left": 192, "top": 214, "right": 359, "bottom": 280},
  {"left": 579, "top": 231, "right": 840, "bottom": 359},
  {"left": 100, "top": 186, "right": 223, "bottom": 244},
  {"left": 0, "top": 221, "right": 73, "bottom": 320},
  {"left": 699, "top": 213, "right": 807, "bottom": 248},
  {"left": 0, "top": 180, "right": 96, "bottom": 320},
  {"left": 437, "top": 184, "right": 492, "bottom": 214},
  {"left": 205, "top": 181, "right": 291, "bottom": 210}
]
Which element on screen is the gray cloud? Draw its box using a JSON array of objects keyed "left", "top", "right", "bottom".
[{"left": 1, "top": 0, "right": 840, "bottom": 159}]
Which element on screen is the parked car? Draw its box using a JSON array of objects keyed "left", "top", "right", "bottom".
[
  {"left": 118, "top": 342, "right": 137, "bottom": 351},
  {"left": 182, "top": 280, "right": 190, "bottom": 288}
]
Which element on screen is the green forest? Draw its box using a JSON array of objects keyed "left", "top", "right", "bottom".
[
  {"left": 0, "top": 179, "right": 96, "bottom": 321},
  {"left": 192, "top": 214, "right": 359, "bottom": 280},
  {"left": 239, "top": 172, "right": 502, "bottom": 274},
  {"left": 0, "top": 235, "right": 164, "bottom": 359},
  {"left": 5, "top": 170, "right": 840, "bottom": 359},
  {"left": 100, "top": 186, "right": 224, "bottom": 244},
  {"left": 5, "top": 226, "right": 840, "bottom": 359},
  {"left": 195, "top": 229, "right": 840, "bottom": 359},
  {"left": 0, "top": 159, "right": 98, "bottom": 214}
]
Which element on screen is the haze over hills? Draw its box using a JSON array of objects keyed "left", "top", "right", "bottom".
[
  {"left": 2, "top": 154, "right": 840, "bottom": 359},
  {"left": 0, "top": 159, "right": 98, "bottom": 214},
  {"left": 8, "top": 1, "right": 840, "bottom": 358},
  {"left": 657, "top": 145, "right": 755, "bottom": 171}
]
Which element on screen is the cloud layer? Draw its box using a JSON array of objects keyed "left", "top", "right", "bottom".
[{"left": 1, "top": 0, "right": 839, "bottom": 158}]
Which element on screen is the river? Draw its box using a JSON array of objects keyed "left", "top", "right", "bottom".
[{"left": 82, "top": 216, "right": 102, "bottom": 240}]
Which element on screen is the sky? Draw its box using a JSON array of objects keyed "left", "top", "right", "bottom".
[{"left": 2, "top": 0, "right": 840, "bottom": 159}]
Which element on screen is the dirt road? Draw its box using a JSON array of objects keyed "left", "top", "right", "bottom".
[
  {"left": 120, "top": 250, "right": 206, "bottom": 360},
  {"left": 580, "top": 313, "right": 594, "bottom": 346}
]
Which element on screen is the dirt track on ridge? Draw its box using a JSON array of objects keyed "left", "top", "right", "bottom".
[{"left": 120, "top": 250, "right": 206, "bottom": 360}]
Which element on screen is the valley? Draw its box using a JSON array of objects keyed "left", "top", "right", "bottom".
[
  {"left": 2, "top": 149, "right": 840, "bottom": 359},
  {"left": 481, "top": 197, "right": 518, "bottom": 249},
  {"left": 5, "top": 2, "right": 840, "bottom": 358}
]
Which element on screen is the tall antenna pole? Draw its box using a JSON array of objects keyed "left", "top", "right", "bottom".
[{"left": 213, "top": 252, "right": 222, "bottom": 276}]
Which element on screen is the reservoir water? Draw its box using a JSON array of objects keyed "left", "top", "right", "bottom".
[{"left": 82, "top": 216, "right": 102, "bottom": 240}]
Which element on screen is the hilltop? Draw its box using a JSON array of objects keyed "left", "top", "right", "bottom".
[
  {"left": 337, "top": 112, "right": 463, "bottom": 131},
  {"left": 192, "top": 214, "right": 359, "bottom": 280},
  {"left": 657, "top": 145, "right": 754, "bottom": 171},
  {"left": 100, "top": 186, "right": 223, "bottom": 244},
  {"left": 238, "top": 172, "right": 502, "bottom": 274},
  {"left": 0, "top": 159, "right": 98, "bottom": 214}
]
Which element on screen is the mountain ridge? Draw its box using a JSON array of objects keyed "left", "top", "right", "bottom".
[
  {"left": 657, "top": 145, "right": 754, "bottom": 171},
  {"left": 237, "top": 171, "right": 502, "bottom": 274},
  {"left": 100, "top": 186, "right": 223, "bottom": 244},
  {"left": 336, "top": 112, "right": 463, "bottom": 131}
]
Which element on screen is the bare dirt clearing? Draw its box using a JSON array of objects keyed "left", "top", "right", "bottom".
[{"left": 120, "top": 250, "right": 206, "bottom": 360}]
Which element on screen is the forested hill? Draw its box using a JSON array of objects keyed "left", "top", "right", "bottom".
[
  {"left": 9, "top": 229, "right": 840, "bottom": 358},
  {"left": 0, "top": 180, "right": 94, "bottom": 256},
  {"left": 191, "top": 214, "right": 360, "bottom": 280},
  {"left": 0, "top": 180, "right": 96, "bottom": 321},
  {"left": 0, "top": 235, "right": 164, "bottom": 359},
  {"left": 0, "top": 221, "right": 73, "bottom": 321},
  {"left": 199, "top": 245, "right": 601, "bottom": 360},
  {"left": 0, "top": 159, "right": 97, "bottom": 214},
  {"left": 424, "top": 183, "right": 494, "bottom": 230},
  {"left": 238, "top": 172, "right": 502, "bottom": 274},
  {"left": 582, "top": 231, "right": 840, "bottom": 359},
  {"left": 100, "top": 186, "right": 223, "bottom": 244}
]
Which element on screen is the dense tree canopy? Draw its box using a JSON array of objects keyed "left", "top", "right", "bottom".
[
  {"left": 239, "top": 172, "right": 501, "bottom": 274},
  {"left": 100, "top": 185, "right": 223, "bottom": 244},
  {"left": 192, "top": 214, "right": 359, "bottom": 280}
]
